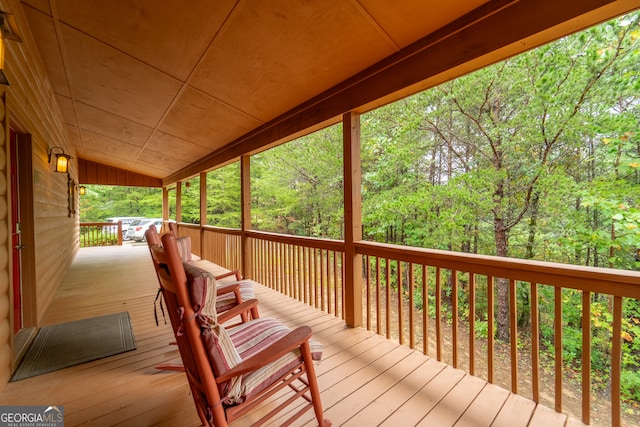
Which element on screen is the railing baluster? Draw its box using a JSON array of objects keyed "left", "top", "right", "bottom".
[
  {"left": 452, "top": 269, "right": 459, "bottom": 368},
  {"left": 341, "top": 251, "right": 346, "bottom": 319},
  {"left": 554, "top": 286, "right": 563, "bottom": 413},
  {"left": 282, "top": 242, "right": 287, "bottom": 294},
  {"left": 365, "top": 254, "right": 371, "bottom": 331},
  {"left": 423, "top": 265, "right": 429, "bottom": 356},
  {"left": 284, "top": 243, "right": 289, "bottom": 296},
  {"left": 510, "top": 278, "right": 518, "bottom": 394},
  {"left": 531, "top": 282, "right": 540, "bottom": 403},
  {"left": 303, "top": 246, "right": 309, "bottom": 305},
  {"left": 292, "top": 244, "right": 298, "bottom": 300},
  {"left": 488, "top": 275, "right": 495, "bottom": 384},
  {"left": 376, "top": 256, "right": 381, "bottom": 335},
  {"left": 313, "top": 247, "right": 318, "bottom": 308},
  {"left": 436, "top": 267, "right": 442, "bottom": 361},
  {"left": 385, "top": 258, "right": 391, "bottom": 340},
  {"left": 398, "top": 260, "right": 404, "bottom": 346},
  {"left": 581, "top": 290, "right": 591, "bottom": 425},
  {"left": 334, "top": 250, "right": 339, "bottom": 317},
  {"left": 612, "top": 296, "right": 622, "bottom": 427},
  {"left": 409, "top": 263, "right": 415, "bottom": 350},
  {"left": 278, "top": 242, "right": 283, "bottom": 294},
  {"left": 319, "top": 249, "right": 325, "bottom": 311},
  {"left": 469, "top": 273, "right": 476, "bottom": 375}
]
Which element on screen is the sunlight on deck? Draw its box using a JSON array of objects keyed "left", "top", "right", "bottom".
[{"left": 0, "top": 244, "right": 587, "bottom": 426}]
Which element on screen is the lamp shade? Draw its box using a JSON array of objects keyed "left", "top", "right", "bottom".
[
  {"left": 48, "top": 146, "right": 72, "bottom": 173},
  {"left": 55, "top": 153, "right": 70, "bottom": 173},
  {"left": 79, "top": 185, "right": 86, "bottom": 195}
]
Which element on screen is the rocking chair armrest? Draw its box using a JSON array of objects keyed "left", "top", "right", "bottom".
[
  {"left": 216, "top": 283, "right": 240, "bottom": 297},
  {"left": 216, "top": 326, "right": 312, "bottom": 383},
  {"left": 217, "top": 299, "right": 259, "bottom": 324},
  {"left": 215, "top": 270, "right": 243, "bottom": 281}
]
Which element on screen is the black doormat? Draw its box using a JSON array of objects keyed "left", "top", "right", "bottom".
[{"left": 11, "top": 311, "right": 136, "bottom": 381}]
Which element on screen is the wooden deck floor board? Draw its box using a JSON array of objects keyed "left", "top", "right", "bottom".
[
  {"left": 340, "top": 357, "right": 447, "bottom": 426},
  {"left": 454, "top": 382, "right": 511, "bottom": 427},
  {"left": 0, "top": 244, "right": 588, "bottom": 427},
  {"left": 378, "top": 365, "right": 467, "bottom": 426},
  {"left": 416, "top": 373, "right": 487, "bottom": 426}
]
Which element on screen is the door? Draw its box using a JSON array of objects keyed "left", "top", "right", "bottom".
[{"left": 10, "top": 129, "right": 22, "bottom": 333}]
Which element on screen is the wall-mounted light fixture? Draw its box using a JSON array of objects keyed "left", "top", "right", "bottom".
[
  {"left": 0, "top": 11, "right": 22, "bottom": 85},
  {"left": 48, "top": 146, "right": 72, "bottom": 173},
  {"left": 79, "top": 185, "right": 86, "bottom": 195}
]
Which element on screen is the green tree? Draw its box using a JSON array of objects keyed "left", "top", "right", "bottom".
[
  {"left": 251, "top": 125, "right": 343, "bottom": 239},
  {"left": 362, "top": 12, "right": 640, "bottom": 341}
]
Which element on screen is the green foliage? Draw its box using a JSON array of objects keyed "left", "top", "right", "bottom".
[
  {"left": 250, "top": 125, "right": 344, "bottom": 239},
  {"left": 207, "top": 163, "right": 241, "bottom": 228}
]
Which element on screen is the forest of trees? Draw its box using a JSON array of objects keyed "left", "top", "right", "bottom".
[{"left": 80, "top": 13, "right": 640, "bottom": 407}]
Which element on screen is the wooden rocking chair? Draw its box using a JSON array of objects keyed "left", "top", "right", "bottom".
[
  {"left": 149, "top": 232, "right": 331, "bottom": 426},
  {"left": 146, "top": 226, "right": 259, "bottom": 372}
]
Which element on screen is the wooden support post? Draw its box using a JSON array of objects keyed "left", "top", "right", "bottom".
[
  {"left": 162, "top": 187, "right": 169, "bottom": 224},
  {"left": 343, "top": 112, "right": 362, "bottom": 328},
  {"left": 175, "top": 181, "right": 182, "bottom": 223},
  {"left": 241, "top": 155, "right": 252, "bottom": 279},
  {"left": 200, "top": 172, "right": 207, "bottom": 226},
  {"left": 200, "top": 172, "right": 207, "bottom": 256}
]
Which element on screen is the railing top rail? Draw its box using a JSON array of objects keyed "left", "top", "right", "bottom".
[
  {"left": 246, "top": 230, "right": 344, "bottom": 251},
  {"left": 199, "top": 224, "right": 242, "bottom": 235},
  {"left": 357, "top": 241, "right": 640, "bottom": 298}
]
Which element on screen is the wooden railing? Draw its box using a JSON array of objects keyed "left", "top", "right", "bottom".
[
  {"left": 178, "top": 223, "right": 243, "bottom": 272},
  {"left": 79, "top": 222, "right": 122, "bottom": 247},
  {"left": 356, "top": 241, "right": 640, "bottom": 427},
  {"left": 248, "top": 230, "right": 345, "bottom": 319},
  {"left": 172, "top": 223, "right": 640, "bottom": 426}
]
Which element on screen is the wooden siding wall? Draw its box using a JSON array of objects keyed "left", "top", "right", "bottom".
[
  {"left": 78, "top": 159, "right": 162, "bottom": 187},
  {"left": 0, "top": 89, "right": 9, "bottom": 392},
  {"left": 0, "top": 0, "right": 78, "bottom": 391}
]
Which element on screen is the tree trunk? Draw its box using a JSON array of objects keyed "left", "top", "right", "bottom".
[
  {"left": 494, "top": 176, "right": 510, "bottom": 342},
  {"left": 494, "top": 221, "right": 510, "bottom": 342},
  {"left": 525, "top": 191, "right": 540, "bottom": 259}
]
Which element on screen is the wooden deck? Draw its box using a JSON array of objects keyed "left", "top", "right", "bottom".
[{"left": 0, "top": 244, "right": 587, "bottom": 426}]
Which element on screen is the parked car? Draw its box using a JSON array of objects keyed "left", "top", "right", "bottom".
[
  {"left": 104, "top": 217, "right": 146, "bottom": 239},
  {"left": 123, "top": 219, "right": 147, "bottom": 240},
  {"left": 132, "top": 218, "right": 165, "bottom": 242}
]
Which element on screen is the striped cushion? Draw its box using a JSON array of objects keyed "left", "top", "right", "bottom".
[
  {"left": 183, "top": 262, "right": 218, "bottom": 321},
  {"left": 183, "top": 262, "right": 256, "bottom": 320},
  {"left": 216, "top": 280, "right": 257, "bottom": 313},
  {"left": 219, "top": 318, "right": 323, "bottom": 404},
  {"left": 175, "top": 236, "right": 193, "bottom": 263},
  {"left": 184, "top": 261, "right": 244, "bottom": 396},
  {"left": 201, "top": 323, "right": 243, "bottom": 397}
]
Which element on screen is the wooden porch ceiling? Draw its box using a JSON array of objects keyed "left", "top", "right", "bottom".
[{"left": 18, "top": 0, "right": 640, "bottom": 185}]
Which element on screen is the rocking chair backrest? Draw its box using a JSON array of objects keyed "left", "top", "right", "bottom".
[
  {"left": 168, "top": 221, "right": 178, "bottom": 237},
  {"left": 146, "top": 224, "right": 161, "bottom": 246}
]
